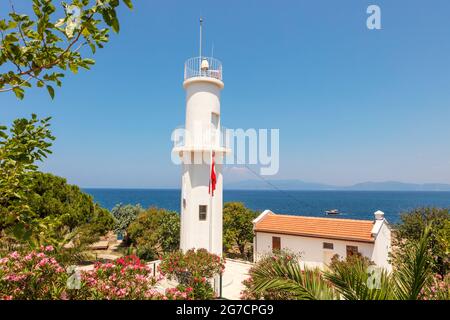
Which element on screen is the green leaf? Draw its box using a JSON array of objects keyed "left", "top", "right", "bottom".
[
  {"left": 123, "top": 0, "right": 133, "bottom": 9},
  {"left": 46, "top": 85, "right": 55, "bottom": 99},
  {"left": 13, "top": 87, "right": 25, "bottom": 100},
  {"left": 69, "top": 63, "right": 78, "bottom": 74}
]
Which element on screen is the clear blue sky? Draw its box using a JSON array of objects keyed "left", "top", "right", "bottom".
[{"left": 1, "top": 0, "right": 450, "bottom": 188}]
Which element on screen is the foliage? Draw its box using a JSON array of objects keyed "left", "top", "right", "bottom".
[
  {"left": 246, "top": 229, "right": 439, "bottom": 300},
  {"left": 127, "top": 207, "right": 180, "bottom": 260},
  {"left": 223, "top": 202, "right": 257, "bottom": 260},
  {"left": 0, "top": 245, "right": 66, "bottom": 300},
  {"left": 27, "top": 172, "right": 114, "bottom": 233},
  {"left": 391, "top": 227, "right": 434, "bottom": 300},
  {"left": 111, "top": 203, "right": 142, "bottom": 236},
  {"left": 1, "top": 161, "right": 115, "bottom": 250},
  {"left": 0, "top": 249, "right": 192, "bottom": 300},
  {"left": 419, "top": 274, "right": 450, "bottom": 300},
  {"left": 0, "top": 114, "right": 54, "bottom": 244},
  {"left": 0, "top": 0, "right": 133, "bottom": 99},
  {"left": 73, "top": 255, "right": 161, "bottom": 300},
  {"left": 241, "top": 250, "right": 337, "bottom": 300},
  {"left": 393, "top": 207, "right": 449, "bottom": 276},
  {"left": 324, "top": 254, "right": 393, "bottom": 300},
  {"left": 159, "top": 248, "right": 225, "bottom": 300}
]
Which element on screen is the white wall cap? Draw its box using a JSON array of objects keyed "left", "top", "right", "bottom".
[
  {"left": 371, "top": 219, "right": 384, "bottom": 237},
  {"left": 253, "top": 209, "right": 273, "bottom": 225},
  {"left": 374, "top": 210, "right": 385, "bottom": 220}
]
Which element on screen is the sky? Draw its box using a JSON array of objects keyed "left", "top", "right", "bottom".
[{"left": 1, "top": 0, "right": 450, "bottom": 188}]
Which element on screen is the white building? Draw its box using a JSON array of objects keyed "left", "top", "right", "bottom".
[
  {"left": 253, "top": 210, "right": 392, "bottom": 271},
  {"left": 173, "top": 54, "right": 229, "bottom": 256}
]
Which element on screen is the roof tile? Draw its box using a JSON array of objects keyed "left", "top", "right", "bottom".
[{"left": 254, "top": 213, "right": 375, "bottom": 243}]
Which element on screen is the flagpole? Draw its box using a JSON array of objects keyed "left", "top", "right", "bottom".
[{"left": 209, "top": 128, "right": 213, "bottom": 254}]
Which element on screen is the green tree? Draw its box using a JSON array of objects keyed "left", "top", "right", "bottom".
[
  {"left": 127, "top": 207, "right": 180, "bottom": 260},
  {"left": 0, "top": 0, "right": 133, "bottom": 99},
  {"left": 394, "top": 207, "right": 449, "bottom": 276},
  {"left": 223, "top": 202, "right": 257, "bottom": 260},
  {"left": 0, "top": 115, "right": 54, "bottom": 243},
  {"left": 0, "top": 0, "right": 132, "bottom": 246},
  {"left": 111, "top": 203, "right": 142, "bottom": 236}
]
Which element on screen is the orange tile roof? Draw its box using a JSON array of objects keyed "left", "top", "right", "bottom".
[{"left": 254, "top": 212, "right": 375, "bottom": 243}]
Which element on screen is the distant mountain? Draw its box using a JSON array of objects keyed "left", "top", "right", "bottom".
[
  {"left": 226, "top": 179, "right": 335, "bottom": 190},
  {"left": 225, "top": 179, "right": 450, "bottom": 191}
]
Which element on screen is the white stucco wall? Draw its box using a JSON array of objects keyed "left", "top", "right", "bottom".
[
  {"left": 179, "top": 77, "right": 225, "bottom": 256},
  {"left": 371, "top": 221, "right": 392, "bottom": 271},
  {"left": 254, "top": 232, "right": 375, "bottom": 269}
]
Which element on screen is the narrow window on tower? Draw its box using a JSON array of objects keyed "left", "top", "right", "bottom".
[
  {"left": 199, "top": 205, "right": 207, "bottom": 221},
  {"left": 211, "top": 113, "right": 219, "bottom": 144}
]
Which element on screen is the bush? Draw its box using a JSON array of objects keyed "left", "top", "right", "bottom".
[
  {"left": 159, "top": 249, "right": 225, "bottom": 300},
  {"left": 0, "top": 246, "right": 67, "bottom": 300},
  {"left": 111, "top": 203, "right": 143, "bottom": 237},
  {"left": 0, "top": 249, "right": 192, "bottom": 300},
  {"left": 127, "top": 207, "right": 180, "bottom": 260},
  {"left": 394, "top": 207, "right": 450, "bottom": 276},
  {"left": 241, "top": 250, "right": 301, "bottom": 300},
  {"left": 418, "top": 274, "right": 450, "bottom": 300}
]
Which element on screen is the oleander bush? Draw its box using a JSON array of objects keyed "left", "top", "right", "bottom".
[
  {"left": 0, "top": 249, "right": 192, "bottom": 300},
  {"left": 159, "top": 248, "right": 225, "bottom": 300},
  {"left": 0, "top": 246, "right": 67, "bottom": 300}
]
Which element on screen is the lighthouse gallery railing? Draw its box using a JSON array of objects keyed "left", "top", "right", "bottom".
[{"left": 184, "top": 56, "right": 223, "bottom": 81}]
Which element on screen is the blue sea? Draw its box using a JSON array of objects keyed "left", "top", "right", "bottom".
[{"left": 83, "top": 189, "right": 450, "bottom": 224}]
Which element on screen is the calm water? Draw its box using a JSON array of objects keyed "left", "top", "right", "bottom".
[{"left": 83, "top": 189, "right": 450, "bottom": 224}]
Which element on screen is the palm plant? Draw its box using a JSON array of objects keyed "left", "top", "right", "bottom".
[
  {"left": 249, "top": 228, "right": 434, "bottom": 300},
  {"left": 248, "top": 252, "right": 338, "bottom": 300}
]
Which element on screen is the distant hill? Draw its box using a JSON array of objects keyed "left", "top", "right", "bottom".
[{"left": 225, "top": 179, "right": 450, "bottom": 191}]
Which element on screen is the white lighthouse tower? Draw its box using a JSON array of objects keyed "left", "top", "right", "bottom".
[{"left": 173, "top": 20, "right": 228, "bottom": 256}]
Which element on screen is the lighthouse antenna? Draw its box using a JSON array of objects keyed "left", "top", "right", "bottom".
[{"left": 199, "top": 17, "right": 203, "bottom": 60}]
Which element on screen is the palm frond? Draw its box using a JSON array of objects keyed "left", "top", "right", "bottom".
[
  {"left": 251, "top": 257, "right": 337, "bottom": 300},
  {"left": 393, "top": 227, "right": 433, "bottom": 300},
  {"left": 324, "top": 258, "right": 393, "bottom": 300}
]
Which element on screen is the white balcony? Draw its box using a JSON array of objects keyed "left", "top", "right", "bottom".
[{"left": 184, "top": 56, "right": 223, "bottom": 81}]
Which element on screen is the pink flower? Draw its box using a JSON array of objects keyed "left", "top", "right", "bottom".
[
  {"left": 44, "top": 245, "right": 54, "bottom": 252},
  {"left": 9, "top": 251, "right": 19, "bottom": 259}
]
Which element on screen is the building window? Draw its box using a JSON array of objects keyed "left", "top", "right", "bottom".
[
  {"left": 346, "top": 245, "right": 358, "bottom": 257},
  {"left": 199, "top": 205, "right": 207, "bottom": 221},
  {"left": 272, "top": 236, "right": 281, "bottom": 252},
  {"left": 323, "top": 242, "right": 334, "bottom": 250}
]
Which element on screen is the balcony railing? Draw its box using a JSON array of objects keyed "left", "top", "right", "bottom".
[
  {"left": 172, "top": 125, "right": 230, "bottom": 152},
  {"left": 184, "top": 56, "right": 223, "bottom": 81}
]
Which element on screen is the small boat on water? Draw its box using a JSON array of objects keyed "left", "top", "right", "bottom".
[{"left": 325, "top": 209, "right": 340, "bottom": 215}]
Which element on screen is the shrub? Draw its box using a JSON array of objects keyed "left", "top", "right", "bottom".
[
  {"left": 111, "top": 203, "right": 143, "bottom": 237},
  {"left": 241, "top": 250, "right": 302, "bottom": 300},
  {"left": 0, "top": 246, "right": 67, "bottom": 300},
  {"left": 419, "top": 274, "right": 450, "bottom": 300},
  {"left": 127, "top": 207, "right": 180, "bottom": 260},
  {"left": 394, "top": 207, "right": 450, "bottom": 276},
  {"left": 0, "top": 249, "right": 193, "bottom": 300},
  {"left": 74, "top": 255, "right": 160, "bottom": 300},
  {"left": 159, "top": 249, "right": 225, "bottom": 300}
]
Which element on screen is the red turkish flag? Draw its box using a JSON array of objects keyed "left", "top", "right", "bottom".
[{"left": 209, "top": 151, "right": 216, "bottom": 196}]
